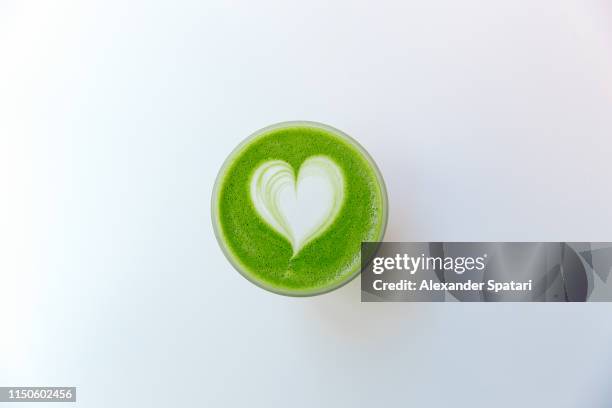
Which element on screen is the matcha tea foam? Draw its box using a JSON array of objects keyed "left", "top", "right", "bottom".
[{"left": 212, "top": 121, "right": 387, "bottom": 296}]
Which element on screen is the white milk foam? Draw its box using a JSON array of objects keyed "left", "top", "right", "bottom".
[{"left": 250, "top": 156, "right": 345, "bottom": 256}]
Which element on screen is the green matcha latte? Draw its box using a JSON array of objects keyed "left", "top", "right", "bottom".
[{"left": 212, "top": 121, "right": 387, "bottom": 296}]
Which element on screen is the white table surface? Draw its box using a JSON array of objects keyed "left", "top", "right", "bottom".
[{"left": 1, "top": 1, "right": 612, "bottom": 406}]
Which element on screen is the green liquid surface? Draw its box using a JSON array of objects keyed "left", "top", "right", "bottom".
[{"left": 214, "top": 124, "right": 386, "bottom": 295}]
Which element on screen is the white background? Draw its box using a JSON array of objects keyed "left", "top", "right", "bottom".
[{"left": 1, "top": 0, "right": 612, "bottom": 406}]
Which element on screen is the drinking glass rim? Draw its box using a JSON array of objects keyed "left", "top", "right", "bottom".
[{"left": 211, "top": 120, "right": 388, "bottom": 297}]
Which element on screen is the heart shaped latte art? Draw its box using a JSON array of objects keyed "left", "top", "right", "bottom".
[{"left": 250, "top": 156, "right": 345, "bottom": 256}]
